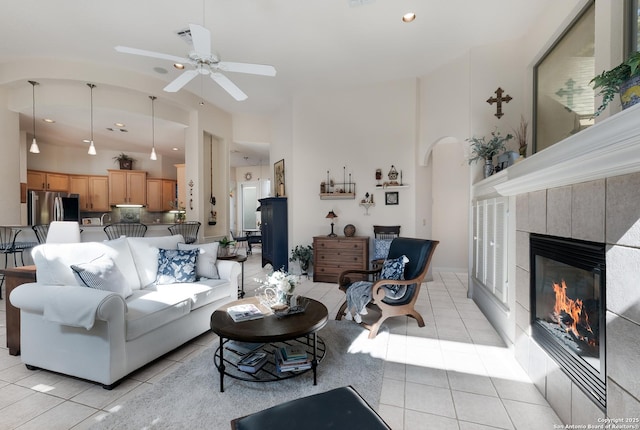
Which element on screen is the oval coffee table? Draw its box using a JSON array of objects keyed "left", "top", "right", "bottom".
[{"left": 210, "top": 296, "right": 328, "bottom": 392}]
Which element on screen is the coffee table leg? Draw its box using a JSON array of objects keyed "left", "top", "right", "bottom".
[
  {"left": 312, "top": 333, "right": 318, "bottom": 385},
  {"left": 219, "top": 338, "right": 225, "bottom": 392}
]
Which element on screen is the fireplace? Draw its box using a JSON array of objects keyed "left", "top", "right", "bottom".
[{"left": 530, "top": 234, "right": 606, "bottom": 410}]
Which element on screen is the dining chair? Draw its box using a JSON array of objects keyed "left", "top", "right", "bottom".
[
  {"left": 1, "top": 227, "right": 29, "bottom": 297},
  {"left": 168, "top": 221, "right": 201, "bottom": 244},
  {"left": 46, "top": 221, "right": 82, "bottom": 243},
  {"left": 103, "top": 222, "right": 148, "bottom": 240},
  {"left": 32, "top": 224, "right": 50, "bottom": 244}
]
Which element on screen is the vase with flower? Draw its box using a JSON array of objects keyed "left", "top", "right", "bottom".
[{"left": 256, "top": 269, "right": 300, "bottom": 309}]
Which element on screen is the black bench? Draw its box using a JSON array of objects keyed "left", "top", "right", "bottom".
[{"left": 230, "top": 386, "right": 391, "bottom": 430}]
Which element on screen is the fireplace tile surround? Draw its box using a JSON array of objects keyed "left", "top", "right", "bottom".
[{"left": 472, "top": 104, "right": 640, "bottom": 423}]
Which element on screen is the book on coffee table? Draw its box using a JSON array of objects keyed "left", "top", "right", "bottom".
[
  {"left": 227, "top": 303, "right": 265, "bottom": 322},
  {"left": 237, "top": 351, "right": 268, "bottom": 373},
  {"left": 275, "top": 348, "right": 311, "bottom": 372},
  {"left": 225, "top": 340, "right": 264, "bottom": 356}
]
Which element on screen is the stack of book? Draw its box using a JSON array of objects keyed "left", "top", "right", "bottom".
[
  {"left": 225, "top": 340, "right": 264, "bottom": 356},
  {"left": 226, "top": 303, "right": 265, "bottom": 322},
  {"left": 274, "top": 345, "right": 311, "bottom": 373},
  {"left": 237, "top": 351, "right": 268, "bottom": 373}
]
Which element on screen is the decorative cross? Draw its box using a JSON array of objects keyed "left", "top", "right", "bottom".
[
  {"left": 486, "top": 87, "right": 512, "bottom": 119},
  {"left": 555, "top": 78, "right": 584, "bottom": 111}
]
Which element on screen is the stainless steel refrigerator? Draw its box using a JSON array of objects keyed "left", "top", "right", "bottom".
[{"left": 28, "top": 191, "right": 80, "bottom": 225}]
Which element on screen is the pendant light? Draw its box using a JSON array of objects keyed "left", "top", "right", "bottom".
[
  {"left": 28, "top": 80, "right": 40, "bottom": 154},
  {"left": 87, "top": 83, "right": 97, "bottom": 155},
  {"left": 149, "top": 95, "right": 157, "bottom": 160}
]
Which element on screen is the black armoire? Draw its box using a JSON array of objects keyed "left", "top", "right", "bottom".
[{"left": 259, "top": 197, "right": 288, "bottom": 271}]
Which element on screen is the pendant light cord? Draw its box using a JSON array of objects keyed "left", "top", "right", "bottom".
[
  {"left": 29, "top": 80, "right": 38, "bottom": 140},
  {"left": 89, "top": 84, "right": 94, "bottom": 142}
]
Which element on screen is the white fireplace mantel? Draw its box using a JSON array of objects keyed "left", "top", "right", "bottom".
[{"left": 474, "top": 103, "right": 640, "bottom": 197}]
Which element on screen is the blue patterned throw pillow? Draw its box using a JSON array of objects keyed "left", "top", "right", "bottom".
[
  {"left": 380, "top": 255, "right": 409, "bottom": 299},
  {"left": 156, "top": 248, "right": 199, "bottom": 284}
]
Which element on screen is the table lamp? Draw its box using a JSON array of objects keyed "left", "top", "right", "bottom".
[{"left": 326, "top": 210, "right": 338, "bottom": 237}]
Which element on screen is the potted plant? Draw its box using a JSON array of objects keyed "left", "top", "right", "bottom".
[
  {"left": 467, "top": 129, "right": 513, "bottom": 178},
  {"left": 290, "top": 245, "right": 313, "bottom": 275},
  {"left": 218, "top": 236, "right": 236, "bottom": 257},
  {"left": 591, "top": 51, "right": 640, "bottom": 116},
  {"left": 113, "top": 153, "right": 135, "bottom": 170},
  {"left": 513, "top": 116, "right": 528, "bottom": 159}
]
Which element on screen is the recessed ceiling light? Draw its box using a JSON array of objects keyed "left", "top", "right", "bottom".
[
  {"left": 43, "top": 118, "right": 55, "bottom": 123},
  {"left": 82, "top": 139, "right": 90, "bottom": 143},
  {"left": 174, "top": 63, "right": 185, "bottom": 70},
  {"left": 114, "top": 122, "right": 125, "bottom": 127},
  {"left": 154, "top": 67, "right": 168, "bottom": 74},
  {"left": 172, "top": 147, "right": 179, "bottom": 151},
  {"left": 402, "top": 12, "right": 416, "bottom": 22}
]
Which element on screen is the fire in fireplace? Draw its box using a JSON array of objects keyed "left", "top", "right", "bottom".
[{"left": 530, "top": 234, "right": 606, "bottom": 410}]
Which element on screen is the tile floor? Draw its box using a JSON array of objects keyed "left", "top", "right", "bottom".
[{"left": 0, "top": 250, "right": 563, "bottom": 429}]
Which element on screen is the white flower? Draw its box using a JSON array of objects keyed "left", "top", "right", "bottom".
[{"left": 258, "top": 269, "right": 299, "bottom": 294}]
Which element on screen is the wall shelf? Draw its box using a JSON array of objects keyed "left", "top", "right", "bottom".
[
  {"left": 319, "top": 192, "right": 355, "bottom": 200},
  {"left": 376, "top": 184, "right": 409, "bottom": 189},
  {"left": 359, "top": 202, "right": 375, "bottom": 215}
]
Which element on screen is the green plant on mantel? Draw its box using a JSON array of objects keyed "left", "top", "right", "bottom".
[
  {"left": 590, "top": 51, "right": 640, "bottom": 116},
  {"left": 466, "top": 129, "right": 513, "bottom": 164}
]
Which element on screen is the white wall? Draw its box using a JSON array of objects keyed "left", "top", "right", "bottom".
[
  {"left": 287, "top": 78, "right": 419, "bottom": 251},
  {"left": 0, "top": 87, "right": 21, "bottom": 225}
]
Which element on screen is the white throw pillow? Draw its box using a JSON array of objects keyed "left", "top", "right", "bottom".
[
  {"left": 70, "top": 254, "right": 132, "bottom": 298},
  {"left": 178, "top": 242, "right": 220, "bottom": 279}
]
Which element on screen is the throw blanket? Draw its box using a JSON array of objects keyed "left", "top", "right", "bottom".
[{"left": 43, "top": 286, "right": 112, "bottom": 330}]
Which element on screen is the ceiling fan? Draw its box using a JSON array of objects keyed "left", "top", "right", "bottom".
[{"left": 115, "top": 24, "right": 276, "bottom": 101}]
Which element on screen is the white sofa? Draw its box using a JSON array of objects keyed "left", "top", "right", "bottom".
[{"left": 10, "top": 235, "right": 240, "bottom": 388}]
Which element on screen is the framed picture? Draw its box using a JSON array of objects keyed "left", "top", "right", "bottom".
[
  {"left": 274, "top": 159, "right": 285, "bottom": 197},
  {"left": 385, "top": 191, "right": 399, "bottom": 205}
]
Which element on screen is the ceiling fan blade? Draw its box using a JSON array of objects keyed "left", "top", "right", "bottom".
[
  {"left": 218, "top": 61, "right": 277, "bottom": 76},
  {"left": 163, "top": 69, "right": 199, "bottom": 92},
  {"left": 189, "top": 24, "right": 211, "bottom": 57},
  {"left": 210, "top": 72, "right": 248, "bottom": 101},
  {"left": 115, "top": 46, "right": 188, "bottom": 64}
]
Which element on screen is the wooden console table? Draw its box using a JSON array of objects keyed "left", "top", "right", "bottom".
[
  {"left": 1, "top": 265, "right": 36, "bottom": 355},
  {"left": 313, "top": 236, "right": 369, "bottom": 283}
]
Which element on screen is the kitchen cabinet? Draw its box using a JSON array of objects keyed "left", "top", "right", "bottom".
[
  {"left": 27, "top": 170, "right": 69, "bottom": 192},
  {"left": 108, "top": 169, "right": 147, "bottom": 206},
  {"left": 69, "top": 175, "right": 109, "bottom": 212},
  {"left": 147, "top": 179, "right": 177, "bottom": 212},
  {"left": 259, "top": 197, "right": 288, "bottom": 271},
  {"left": 313, "top": 236, "right": 369, "bottom": 283}
]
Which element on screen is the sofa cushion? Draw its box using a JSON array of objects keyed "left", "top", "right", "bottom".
[
  {"left": 125, "top": 288, "right": 192, "bottom": 341},
  {"left": 156, "top": 248, "right": 198, "bottom": 284},
  {"left": 103, "top": 237, "right": 142, "bottom": 290},
  {"left": 152, "top": 278, "right": 232, "bottom": 310},
  {"left": 177, "top": 242, "right": 220, "bottom": 279},
  {"left": 71, "top": 254, "right": 132, "bottom": 298},
  {"left": 127, "top": 235, "right": 185, "bottom": 287}
]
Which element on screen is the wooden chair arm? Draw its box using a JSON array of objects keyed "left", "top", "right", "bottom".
[
  {"left": 371, "top": 277, "right": 422, "bottom": 302},
  {"left": 338, "top": 268, "right": 381, "bottom": 288}
]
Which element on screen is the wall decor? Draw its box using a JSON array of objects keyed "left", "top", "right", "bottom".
[
  {"left": 319, "top": 168, "right": 355, "bottom": 199},
  {"left": 359, "top": 192, "right": 374, "bottom": 215},
  {"left": 274, "top": 159, "right": 285, "bottom": 197},
  {"left": 486, "top": 87, "right": 512, "bottom": 119},
  {"left": 385, "top": 191, "right": 399, "bottom": 205}
]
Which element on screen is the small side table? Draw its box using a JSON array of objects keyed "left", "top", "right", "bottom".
[
  {"left": 1, "top": 265, "right": 36, "bottom": 356},
  {"left": 217, "top": 254, "right": 248, "bottom": 298}
]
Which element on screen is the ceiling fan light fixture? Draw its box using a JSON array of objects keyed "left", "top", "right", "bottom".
[
  {"left": 402, "top": 12, "right": 416, "bottom": 22},
  {"left": 174, "top": 63, "right": 185, "bottom": 70},
  {"left": 28, "top": 80, "right": 40, "bottom": 154}
]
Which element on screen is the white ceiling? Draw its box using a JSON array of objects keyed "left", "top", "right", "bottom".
[{"left": 1, "top": 0, "right": 556, "bottom": 166}]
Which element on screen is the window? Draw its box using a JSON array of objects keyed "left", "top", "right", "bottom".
[{"left": 534, "top": 2, "right": 595, "bottom": 153}]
